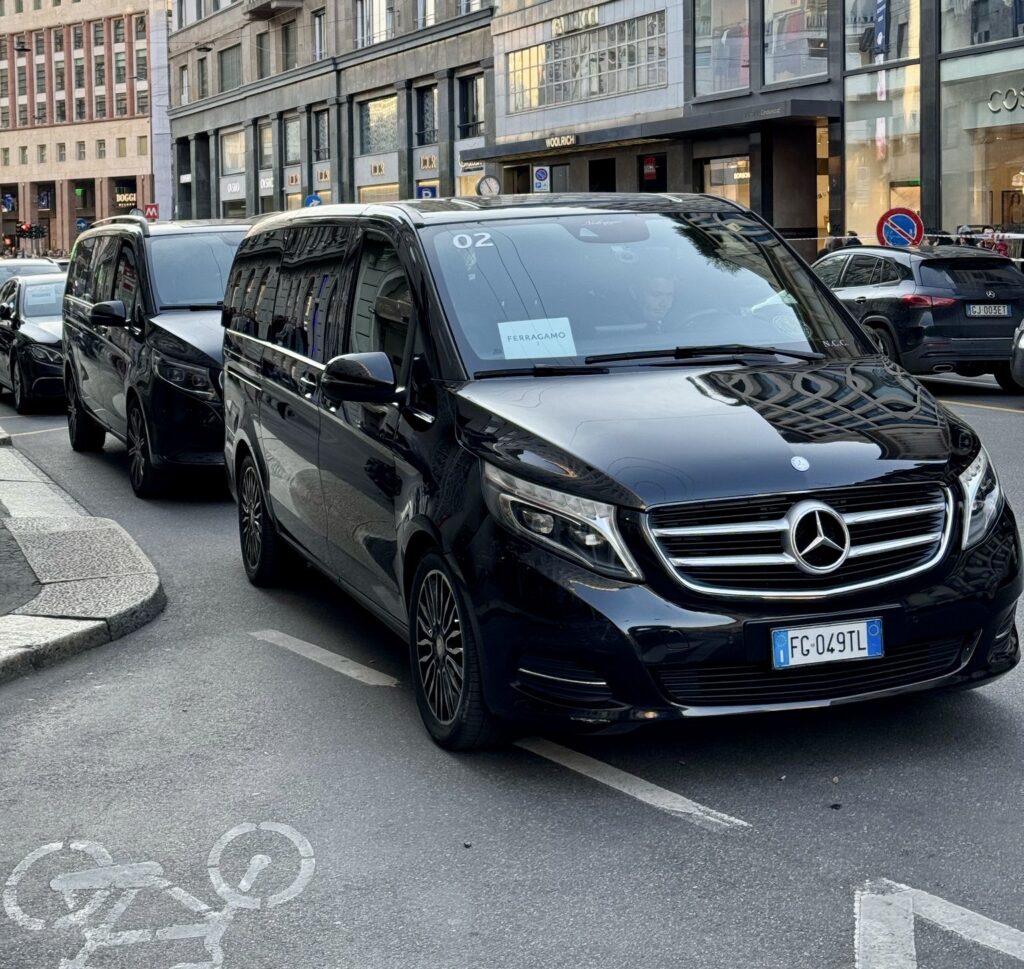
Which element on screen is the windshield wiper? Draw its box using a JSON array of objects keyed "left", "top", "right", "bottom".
[
  {"left": 473, "top": 364, "right": 610, "bottom": 379},
  {"left": 585, "top": 344, "right": 825, "bottom": 365}
]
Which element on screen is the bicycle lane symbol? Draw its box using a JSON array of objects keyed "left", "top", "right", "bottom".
[{"left": 3, "top": 822, "right": 315, "bottom": 969}]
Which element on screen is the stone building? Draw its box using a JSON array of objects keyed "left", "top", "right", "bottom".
[{"left": 0, "top": 0, "right": 172, "bottom": 252}]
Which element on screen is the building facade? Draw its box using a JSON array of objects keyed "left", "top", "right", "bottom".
[
  {"left": 168, "top": 0, "right": 1024, "bottom": 251},
  {"left": 0, "top": 0, "right": 172, "bottom": 253},
  {"left": 168, "top": 0, "right": 493, "bottom": 218}
]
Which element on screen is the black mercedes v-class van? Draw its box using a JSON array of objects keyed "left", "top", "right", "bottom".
[
  {"left": 63, "top": 216, "right": 248, "bottom": 497},
  {"left": 222, "top": 195, "right": 1021, "bottom": 749}
]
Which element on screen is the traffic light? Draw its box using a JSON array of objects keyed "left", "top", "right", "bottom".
[{"left": 17, "top": 222, "right": 30, "bottom": 238}]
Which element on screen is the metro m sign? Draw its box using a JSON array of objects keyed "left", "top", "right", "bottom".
[{"left": 143, "top": 203, "right": 159, "bottom": 221}]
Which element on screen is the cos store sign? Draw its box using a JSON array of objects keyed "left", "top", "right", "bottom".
[{"left": 987, "top": 86, "right": 1024, "bottom": 113}]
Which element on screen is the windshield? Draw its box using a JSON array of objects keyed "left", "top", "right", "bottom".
[
  {"left": 146, "top": 232, "right": 245, "bottom": 309},
  {"left": 20, "top": 279, "right": 64, "bottom": 320},
  {"left": 423, "top": 211, "right": 865, "bottom": 373},
  {"left": 0, "top": 263, "right": 56, "bottom": 285}
]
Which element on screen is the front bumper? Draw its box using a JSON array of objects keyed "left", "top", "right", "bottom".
[
  {"left": 455, "top": 505, "right": 1021, "bottom": 727},
  {"left": 21, "top": 354, "right": 64, "bottom": 399},
  {"left": 146, "top": 378, "right": 225, "bottom": 468}
]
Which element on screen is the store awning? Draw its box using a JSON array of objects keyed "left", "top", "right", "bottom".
[{"left": 461, "top": 98, "right": 843, "bottom": 163}]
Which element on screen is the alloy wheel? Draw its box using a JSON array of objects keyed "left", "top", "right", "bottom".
[
  {"left": 239, "top": 464, "right": 263, "bottom": 570},
  {"left": 67, "top": 380, "right": 79, "bottom": 437},
  {"left": 415, "top": 569, "right": 465, "bottom": 725},
  {"left": 127, "top": 408, "right": 148, "bottom": 492},
  {"left": 11, "top": 356, "right": 23, "bottom": 409}
]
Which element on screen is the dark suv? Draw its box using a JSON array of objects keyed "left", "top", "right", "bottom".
[
  {"left": 813, "top": 245, "right": 1024, "bottom": 391},
  {"left": 63, "top": 216, "right": 248, "bottom": 496},
  {"left": 223, "top": 196, "right": 1020, "bottom": 749}
]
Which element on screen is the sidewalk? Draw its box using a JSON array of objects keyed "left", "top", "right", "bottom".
[{"left": 0, "top": 423, "right": 165, "bottom": 683}]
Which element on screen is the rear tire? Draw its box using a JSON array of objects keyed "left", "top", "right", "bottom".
[
  {"left": 237, "top": 454, "right": 287, "bottom": 586},
  {"left": 126, "top": 401, "right": 165, "bottom": 499},
  {"left": 994, "top": 364, "right": 1024, "bottom": 394},
  {"left": 66, "top": 370, "right": 106, "bottom": 452},
  {"left": 10, "top": 352, "right": 32, "bottom": 414},
  {"left": 409, "top": 552, "right": 501, "bottom": 750},
  {"left": 868, "top": 326, "right": 899, "bottom": 364}
]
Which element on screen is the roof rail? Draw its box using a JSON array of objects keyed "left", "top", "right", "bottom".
[{"left": 89, "top": 213, "right": 150, "bottom": 236}]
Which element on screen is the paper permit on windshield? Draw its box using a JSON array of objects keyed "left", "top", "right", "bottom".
[
  {"left": 25, "top": 284, "right": 60, "bottom": 306},
  {"left": 498, "top": 318, "right": 576, "bottom": 359}
]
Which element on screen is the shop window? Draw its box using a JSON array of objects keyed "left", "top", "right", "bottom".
[
  {"left": 416, "top": 86, "right": 438, "bottom": 145},
  {"left": 702, "top": 155, "right": 751, "bottom": 206},
  {"left": 941, "top": 0, "right": 1024, "bottom": 52},
  {"left": 359, "top": 95, "right": 398, "bottom": 154},
  {"left": 258, "top": 123, "right": 273, "bottom": 169},
  {"left": 508, "top": 12, "right": 667, "bottom": 113},
  {"left": 357, "top": 184, "right": 400, "bottom": 203},
  {"left": 314, "top": 109, "right": 330, "bottom": 161},
  {"left": 764, "top": 0, "right": 827, "bottom": 84},
  {"left": 588, "top": 158, "right": 617, "bottom": 192},
  {"left": 550, "top": 164, "right": 570, "bottom": 192},
  {"left": 940, "top": 49, "right": 1024, "bottom": 231},
  {"left": 844, "top": 65, "right": 921, "bottom": 239},
  {"left": 284, "top": 116, "right": 301, "bottom": 164},
  {"left": 694, "top": 0, "right": 749, "bottom": 96},
  {"left": 458, "top": 74, "right": 485, "bottom": 137},
  {"left": 844, "top": 0, "right": 918, "bottom": 69},
  {"left": 221, "top": 130, "right": 245, "bottom": 175},
  {"left": 638, "top": 153, "right": 667, "bottom": 192}
]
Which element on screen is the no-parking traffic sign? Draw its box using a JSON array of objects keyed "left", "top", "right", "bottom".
[{"left": 876, "top": 207, "right": 924, "bottom": 247}]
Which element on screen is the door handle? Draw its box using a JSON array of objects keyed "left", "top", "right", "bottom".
[
  {"left": 298, "top": 374, "right": 319, "bottom": 395},
  {"left": 855, "top": 297, "right": 868, "bottom": 303}
]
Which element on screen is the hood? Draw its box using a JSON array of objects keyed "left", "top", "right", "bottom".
[
  {"left": 455, "top": 361, "right": 975, "bottom": 509},
  {"left": 149, "top": 311, "right": 224, "bottom": 367},
  {"left": 20, "top": 317, "right": 62, "bottom": 344}
]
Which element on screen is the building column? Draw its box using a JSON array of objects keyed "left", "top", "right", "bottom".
[
  {"left": 828, "top": 120, "right": 844, "bottom": 236},
  {"left": 395, "top": 79, "right": 413, "bottom": 200},
  {"left": 337, "top": 96, "right": 353, "bottom": 203},
  {"left": 301, "top": 104, "right": 314, "bottom": 201},
  {"left": 207, "top": 129, "right": 220, "bottom": 217},
  {"left": 919, "top": 0, "right": 940, "bottom": 232},
  {"left": 434, "top": 69, "right": 455, "bottom": 197},
  {"left": 328, "top": 96, "right": 344, "bottom": 199},
  {"left": 246, "top": 119, "right": 260, "bottom": 215},
  {"left": 481, "top": 57, "right": 495, "bottom": 149},
  {"left": 749, "top": 127, "right": 773, "bottom": 224},
  {"left": 272, "top": 111, "right": 285, "bottom": 210},
  {"left": 175, "top": 138, "right": 192, "bottom": 219},
  {"left": 188, "top": 135, "right": 203, "bottom": 218}
]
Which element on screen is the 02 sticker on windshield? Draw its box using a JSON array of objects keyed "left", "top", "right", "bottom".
[{"left": 3, "top": 821, "right": 314, "bottom": 969}]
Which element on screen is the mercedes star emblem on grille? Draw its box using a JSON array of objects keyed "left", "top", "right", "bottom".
[
  {"left": 784, "top": 500, "right": 851, "bottom": 574},
  {"left": 986, "top": 290, "right": 996, "bottom": 299}
]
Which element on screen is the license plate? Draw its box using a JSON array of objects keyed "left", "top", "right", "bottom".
[
  {"left": 967, "top": 304, "right": 1010, "bottom": 317},
  {"left": 771, "top": 618, "right": 883, "bottom": 670}
]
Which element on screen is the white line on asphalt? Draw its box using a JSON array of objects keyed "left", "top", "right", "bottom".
[
  {"left": 8, "top": 426, "right": 66, "bottom": 437},
  {"left": 946, "top": 400, "right": 1024, "bottom": 416},
  {"left": 249, "top": 629, "right": 399, "bottom": 687},
  {"left": 855, "top": 878, "right": 1024, "bottom": 967},
  {"left": 515, "top": 737, "right": 750, "bottom": 831}
]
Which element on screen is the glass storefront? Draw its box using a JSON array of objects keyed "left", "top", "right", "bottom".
[
  {"left": 703, "top": 155, "right": 751, "bottom": 206},
  {"left": 457, "top": 173, "right": 483, "bottom": 195},
  {"left": 764, "top": 0, "right": 828, "bottom": 84},
  {"left": 940, "top": 49, "right": 1024, "bottom": 231},
  {"left": 222, "top": 200, "right": 247, "bottom": 218},
  {"left": 844, "top": 0, "right": 919, "bottom": 69},
  {"left": 358, "top": 183, "right": 401, "bottom": 203},
  {"left": 844, "top": 65, "right": 921, "bottom": 238},
  {"left": 940, "top": 0, "right": 1024, "bottom": 52},
  {"left": 286, "top": 193, "right": 302, "bottom": 210},
  {"left": 359, "top": 97, "right": 399, "bottom": 154},
  {"left": 694, "top": 0, "right": 750, "bottom": 95},
  {"left": 220, "top": 131, "right": 246, "bottom": 176}
]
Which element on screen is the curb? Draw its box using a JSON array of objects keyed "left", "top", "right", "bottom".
[{"left": 0, "top": 426, "right": 166, "bottom": 683}]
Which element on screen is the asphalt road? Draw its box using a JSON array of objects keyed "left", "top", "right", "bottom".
[{"left": 1, "top": 375, "right": 1023, "bottom": 969}]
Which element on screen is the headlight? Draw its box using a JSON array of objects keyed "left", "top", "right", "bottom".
[
  {"left": 153, "top": 351, "right": 218, "bottom": 400},
  {"left": 26, "top": 344, "right": 62, "bottom": 364},
  {"left": 481, "top": 462, "right": 643, "bottom": 580},
  {"left": 959, "top": 446, "right": 1002, "bottom": 549}
]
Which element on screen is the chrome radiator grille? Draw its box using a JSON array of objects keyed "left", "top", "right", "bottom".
[{"left": 644, "top": 482, "right": 952, "bottom": 598}]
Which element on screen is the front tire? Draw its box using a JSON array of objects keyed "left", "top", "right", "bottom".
[
  {"left": 10, "top": 352, "right": 31, "bottom": 414},
  {"left": 868, "top": 325, "right": 899, "bottom": 364},
  {"left": 237, "top": 454, "right": 287, "bottom": 586},
  {"left": 994, "top": 364, "right": 1024, "bottom": 394},
  {"left": 409, "top": 552, "right": 500, "bottom": 750},
  {"left": 126, "top": 401, "right": 164, "bottom": 499},
  {"left": 66, "top": 370, "right": 106, "bottom": 452}
]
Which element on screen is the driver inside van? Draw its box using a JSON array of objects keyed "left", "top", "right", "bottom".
[{"left": 629, "top": 272, "right": 676, "bottom": 333}]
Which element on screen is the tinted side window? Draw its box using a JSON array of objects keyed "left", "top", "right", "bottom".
[
  {"left": 0, "top": 281, "right": 15, "bottom": 319},
  {"left": 91, "top": 236, "right": 121, "bottom": 303},
  {"left": 66, "top": 236, "right": 98, "bottom": 299},
  {"left": 842, "top": 255, "right": 880, "bottom": 287},
  {"left": 348, "top": 235, "right": 412, "bottom": 373},
  {"left": 878, "top": 259, "right": 901, "bottom": 285},
  {"left": 815, "top": 257, "right": 846, "bottom": 287},
  {"left": 112, "top": 245, "right": 141, "bottom": 318}
]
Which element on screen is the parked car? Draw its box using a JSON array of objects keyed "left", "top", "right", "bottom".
[
  {"left": 223, "top": 196, "right": 1021, "bottom": 749},
  {"left": 812, "top": 245, "right": 1024, "bottom": 392},
  {"left": 0, "top": 272, "right": 67, "bottom": 413},
  {"left": 0, "top": 258, "right": 64, "bottom": 286},
  {"left": 62, "top": 215, "right": 249, "bottom": 497}
]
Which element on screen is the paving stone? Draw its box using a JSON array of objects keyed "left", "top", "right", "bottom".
[
  {"left": 0, "top": 449, "right": 45, "bottom": 482},
  {"left": 0, "top": 616, "right": 109, "bottom": 682},
  {"left": 10, "top": 525, "right": 153, "bottom": 582},
  {"left": 0, "top": 481, "right": 83, "bottom": 518},
  {"left": 4, "top": 516, "right": 113, "bottom": 534},
  {"left": 15, "top": 574, "right": 163, "bottom": 635}
]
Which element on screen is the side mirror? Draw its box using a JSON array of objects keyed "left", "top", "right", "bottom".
[
  {"left": 321, "top": 351, "right": 397, "bottom": 404},
  {"left": 89, "top": 300, "right": 127, "bottom": 327},
  {"left": 0, "top": 305, "right": 10, "bottom": 321}
]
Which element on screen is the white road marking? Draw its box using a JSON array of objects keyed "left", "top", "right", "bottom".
[
  {"left": 946, "top": 400, "right": 1024, "bottom": 416},
  {"left": 249, "top": 629, "right": 399, "bottom": 687},
  {"left": 515, "top": 737, "right": 750, "bottom": 831},
  {"left": 855, "top": 878, "right": 1024, "bottom": 967},
  {"left": 8, "top": 426, "right": 66, "bottom": 438}
]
